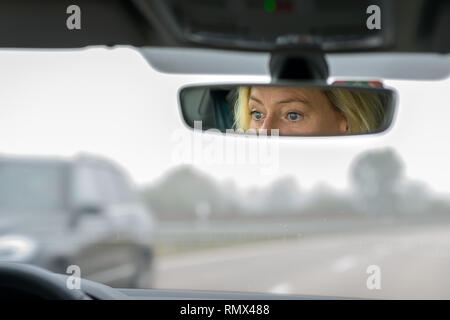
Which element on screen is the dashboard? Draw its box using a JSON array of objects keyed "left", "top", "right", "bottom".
[{"left": 0, "top": 262, "right": 339, "bottom": 300}]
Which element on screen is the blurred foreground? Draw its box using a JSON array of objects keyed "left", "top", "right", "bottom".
[{"left": 154, "top": 223, "right": 450, "bottom": 299}]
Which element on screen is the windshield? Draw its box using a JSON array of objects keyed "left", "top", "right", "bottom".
[
  {"left": 0, "top": 47, "right": 449, "bottom": 299},
  {"left": 0, "top": 162, "right": 67, "bottom": 212}
]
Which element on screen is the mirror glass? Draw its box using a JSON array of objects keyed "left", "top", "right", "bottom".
[{"left": 179, "top": 83, "right": 396, "bottom": 136}]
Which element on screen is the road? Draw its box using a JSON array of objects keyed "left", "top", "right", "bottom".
[{"left": 153, "top": 224, "right": 450, "bottom": 299}]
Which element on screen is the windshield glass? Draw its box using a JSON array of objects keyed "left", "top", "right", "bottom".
[
  {"left": 0, "top": 162, "right": 67, "bottom": 212},
  {"left": 0, "top": 47, "right": 449, "bottom": 299}
]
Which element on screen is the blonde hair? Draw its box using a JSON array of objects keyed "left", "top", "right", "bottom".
[{"left": 233, "top": 86, "right": 385, "bottom": 134}]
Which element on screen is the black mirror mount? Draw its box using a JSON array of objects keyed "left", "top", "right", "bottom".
[{"left": 269, "top": 53, "right": 329, "bottom": 81}]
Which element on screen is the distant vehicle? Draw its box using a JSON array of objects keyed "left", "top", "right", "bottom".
[{"left": 0, "top": 155, "right": 155, "bottom": 288}]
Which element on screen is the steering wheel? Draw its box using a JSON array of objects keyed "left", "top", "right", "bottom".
[{"left": 0, "top": 263, "right": 90, "bottom": 300}]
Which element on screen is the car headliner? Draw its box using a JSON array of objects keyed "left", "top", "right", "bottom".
[
  {"left": 1, "top": 0, "right": 448, "bottom": 80},
  {"left": 140, "top": 48, "right": 450, "bottom": 81},
  {"left": 0, "top": 0, "right": 449, "bottom": 54}
]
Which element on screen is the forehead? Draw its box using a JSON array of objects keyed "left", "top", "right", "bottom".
[{"left": 249, "top": 86, "right": 318, "bottom": 101}]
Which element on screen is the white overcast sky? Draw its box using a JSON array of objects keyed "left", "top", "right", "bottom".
[{"left": 0, "top": 47, "right": 449, "bottom": 194}]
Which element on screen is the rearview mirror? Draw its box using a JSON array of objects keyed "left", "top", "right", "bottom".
[{"left": 179, "top": 83, "right": 396, "bottom": 136}]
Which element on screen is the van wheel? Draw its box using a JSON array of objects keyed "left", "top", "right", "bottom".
[{"left": 131, "top": 250, "right": 154, "bottom": 289}]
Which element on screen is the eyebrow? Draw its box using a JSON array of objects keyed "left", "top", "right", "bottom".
[
  {"left": 277, "top": 98, "right": 310, "bottom": 105},
  {"left": 249, "top": 96, "right": 263, "bottom": 104},
  {"left": 249, "top": 95, "right": 310, "bottom": 106}
]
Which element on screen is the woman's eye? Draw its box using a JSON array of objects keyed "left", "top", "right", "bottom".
[
  {"left": 286, "top": 112, "right": 302, "bottom": 121},
  {"left": 251, "top": 111, "right": 263, "bottom": 121}
]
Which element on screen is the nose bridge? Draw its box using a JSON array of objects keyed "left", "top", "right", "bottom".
[{"left": 262, "top": 113, "right": 274, "bottom": 130}]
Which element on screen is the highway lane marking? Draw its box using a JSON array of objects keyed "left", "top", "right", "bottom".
[
  {"left": 268, "top": 282, "right": 292, "bottom": 294},
  {"left": 331, "top": 255, "right": 357, "bottom": 273},
  {"left": 156, "top": 240, "right": 308, "bottom": 271}
]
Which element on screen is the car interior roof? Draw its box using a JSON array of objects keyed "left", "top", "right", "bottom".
[{"left": 0, "top": 0, "right": 448, "bottom": 53}]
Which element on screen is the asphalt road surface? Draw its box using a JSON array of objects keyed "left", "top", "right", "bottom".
[{"left": 154, "top": 224, "right": 450, "bottom": 299}]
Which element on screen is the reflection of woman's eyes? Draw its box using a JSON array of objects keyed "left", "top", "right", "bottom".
[
  {"left": 250, "top": 110, "right": 263, "bottom": 121},
  {"left": 286, "top": 112, "right": 303, "bottom": 122}
]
